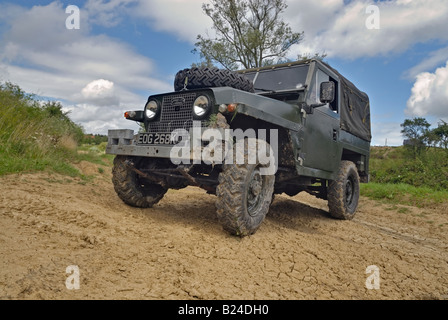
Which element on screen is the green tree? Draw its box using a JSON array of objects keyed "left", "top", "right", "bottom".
[
  {"left": 400, "top": 117, "right": 431, "bottom": 158},
  {"left": 297, "top": 52, "right": 327, "bottom": 61},
  {"left": 433, "top": 120, "right": 448, "bottom": 150},
  {"left": 193, "top": 0, "right": 304, "bottom": 70},
  {"left": 41, "top": 100, "right": 84, "bottom": 143},
  {"left": 190, "top": 60, "right": 216, "bottom": 69},
  {"left": 424, "top": 128, "right": 440, "bottom": 149},
  {"left": 41, "top": 101, "right": 70, "bottom": 121}
]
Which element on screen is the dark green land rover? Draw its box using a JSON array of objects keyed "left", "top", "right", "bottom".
[{"left": 106, "top": 59, "right": 371, "bottom": 236}]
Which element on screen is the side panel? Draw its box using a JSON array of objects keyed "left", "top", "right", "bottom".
[
  {"left": 339, "top": 130, "right": 371, "bottom": 178},
  {"left": 339, "top": 130, "right": 371, "bottom": 155}
]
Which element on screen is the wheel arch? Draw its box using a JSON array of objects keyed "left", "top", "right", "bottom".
[
  {"left": 341, "top": 148, "right": 369, "bottom": 183},
  {"left": 229, "top": 114, "right": 296, "bottom": 168}
]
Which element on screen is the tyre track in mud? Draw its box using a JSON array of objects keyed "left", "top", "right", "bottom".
[{"left": 1, "top": 167, "right": 447, "bottom": 300}]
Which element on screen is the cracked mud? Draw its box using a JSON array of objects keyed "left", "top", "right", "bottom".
[{"left": 1, "top": 167, "right": 447, "bottom": 300}]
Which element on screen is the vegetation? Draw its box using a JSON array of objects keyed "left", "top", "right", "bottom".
[
  {"left": 360, "top": 182, "right": 448, "bottom": 209},
  {"left": 81, "top": 134, "right": 108, "bottom": 145},
  {"left": 0, "top": 82, "right": 111, "bottom": 177},
  {"left": 362, "top": 143, "right": 448, "bottom": 207},
  {"left": 193, "top": 0, "right": 324, "bottom": 70},
  {"left": 432, "top": 120, "right": 448, "bottom": 150},
  {"left": 368, "top": 146, "right": 448, "bottom": 190},
  {"left": 401, "top": 117, "right": 448, "bottom": 157},
  {"left": 362, "top": 117, "right": 448, "bottom": 207}
]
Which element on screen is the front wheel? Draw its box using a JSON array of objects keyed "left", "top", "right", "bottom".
[
  {"left": 215, "top": 139, "right": 275, "bottom": 236},
  {"left": 112, "top": 156, "right": 167, "bottom": 208},
  {"left": 327, "top": 160, "right": 360, "bottom": 220}
]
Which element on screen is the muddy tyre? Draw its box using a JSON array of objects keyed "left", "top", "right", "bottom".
[
  {"left": 112, "top": 155, "right": 167, "bottom": 208},
  {"left": 216, "top": 139, "right": 275, "bottom": 236},
  {"left": 174, "top": 67, "right": 254, "bottom": 93},
  {"left": 328, "top": 160, "right": 360, "bottom": 220}
]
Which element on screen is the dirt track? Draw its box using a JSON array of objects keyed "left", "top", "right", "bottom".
[{"left": 1, "top": 163, "right": 447, "bottom": 300}]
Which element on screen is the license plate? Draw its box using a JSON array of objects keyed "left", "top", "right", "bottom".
[{"left": 136, "top": 132, "right": 181, "bottom": 145}]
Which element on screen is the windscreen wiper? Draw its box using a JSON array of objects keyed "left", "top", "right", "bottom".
[{"left": 254, "top": 85, "right": 307, "bottom": 95}]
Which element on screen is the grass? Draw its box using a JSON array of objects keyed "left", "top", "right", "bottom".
[
  {"left": 361, "top": 146, "right": 448, "bottom": 208},
  {"left": 360, "top": 183, "right": 448, "bottom": 208},
  {"left": 0, "top": 82, "right": 111, "bottom": 177},
  {"left": 369, "top": 146, "right": 448, "bottom": 190}
]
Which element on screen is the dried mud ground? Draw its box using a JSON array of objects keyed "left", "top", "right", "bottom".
[{"left": 1, "top": 163, "right": 447, "bottom": 300}]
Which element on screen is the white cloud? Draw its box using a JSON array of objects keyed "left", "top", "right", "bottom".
[
  {"left": 0, "top": 1, "right": 172, "bottom": 134},
  {"left": 285, "top": 0, "right": 448, "bottom": 60},
  {"left": 63, "top": 103, "right": 140, "bottom": 135},
  {"left": 82, "top": 0, "right": 208, "bottom": 38},
  {"left": 406, "top": 61, "right": 448, "bottom": 119},
  {"left": 80, "top": 79, "right": 119, "bottom": 106},
  {"left": 370, "top": 121, "right": 404, "bottom": 146},
  {"left": 120, "top": 0, "right": 448, "bottom": 62},
  {"left": 403, "top": 46, "right": 448, "bottom": 80},
  {"left": 132, "top": 0, "right": 212, "bottom": 42},
  {"left": 84, "top": 0, "right": 138, "bottom": 27}
]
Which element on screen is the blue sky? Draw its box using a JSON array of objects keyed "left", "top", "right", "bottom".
[{"left": 1, "top": 0, "right": 447, "bottom": 146}]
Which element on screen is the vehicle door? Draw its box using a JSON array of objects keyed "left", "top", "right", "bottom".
[{"left": 300, "top": 66, "right": 341, "bottom": 174}]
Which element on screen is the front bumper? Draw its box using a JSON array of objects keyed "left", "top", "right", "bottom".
[
  {"left": 106, "top": 129, "right": 176, "bottom": 158},
  {"left": 106, "top": 128, "right": 228, "bottom": 162}
]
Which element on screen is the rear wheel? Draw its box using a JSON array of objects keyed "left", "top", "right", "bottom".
[
  {"left": 328, "top": 160, "right": 360, "bottom": 220},
  {"left": 112, "top": 156, "right": 167, "bottom": 208}
]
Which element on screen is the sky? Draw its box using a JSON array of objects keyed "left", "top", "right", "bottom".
[{"left": 0, "top": 0, "right": 447, "bottom": 146}]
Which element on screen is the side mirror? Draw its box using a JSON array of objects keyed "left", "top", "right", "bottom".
[{"left": 320, "top": 81, "right": 335, "bottom": 104}]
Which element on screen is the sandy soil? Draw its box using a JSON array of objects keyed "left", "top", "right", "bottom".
[{"left": 1, "top": 163, "right": 447, "bottom": 300}]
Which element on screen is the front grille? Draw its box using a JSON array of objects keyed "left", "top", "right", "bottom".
[{"left": 147, "top": 92, "right": 207, "bottom": 133}]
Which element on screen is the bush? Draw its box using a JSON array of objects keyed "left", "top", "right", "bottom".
[
  {"left": 0, "top": 82, "right": 85, "bottom": 175},
  {"left": 369, "top": 146, "right": 448, "bottom": 191}
]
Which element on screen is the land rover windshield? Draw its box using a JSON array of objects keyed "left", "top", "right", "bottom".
[{"left": 243, "top": 64, "right": 309, "bottom": 93}]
